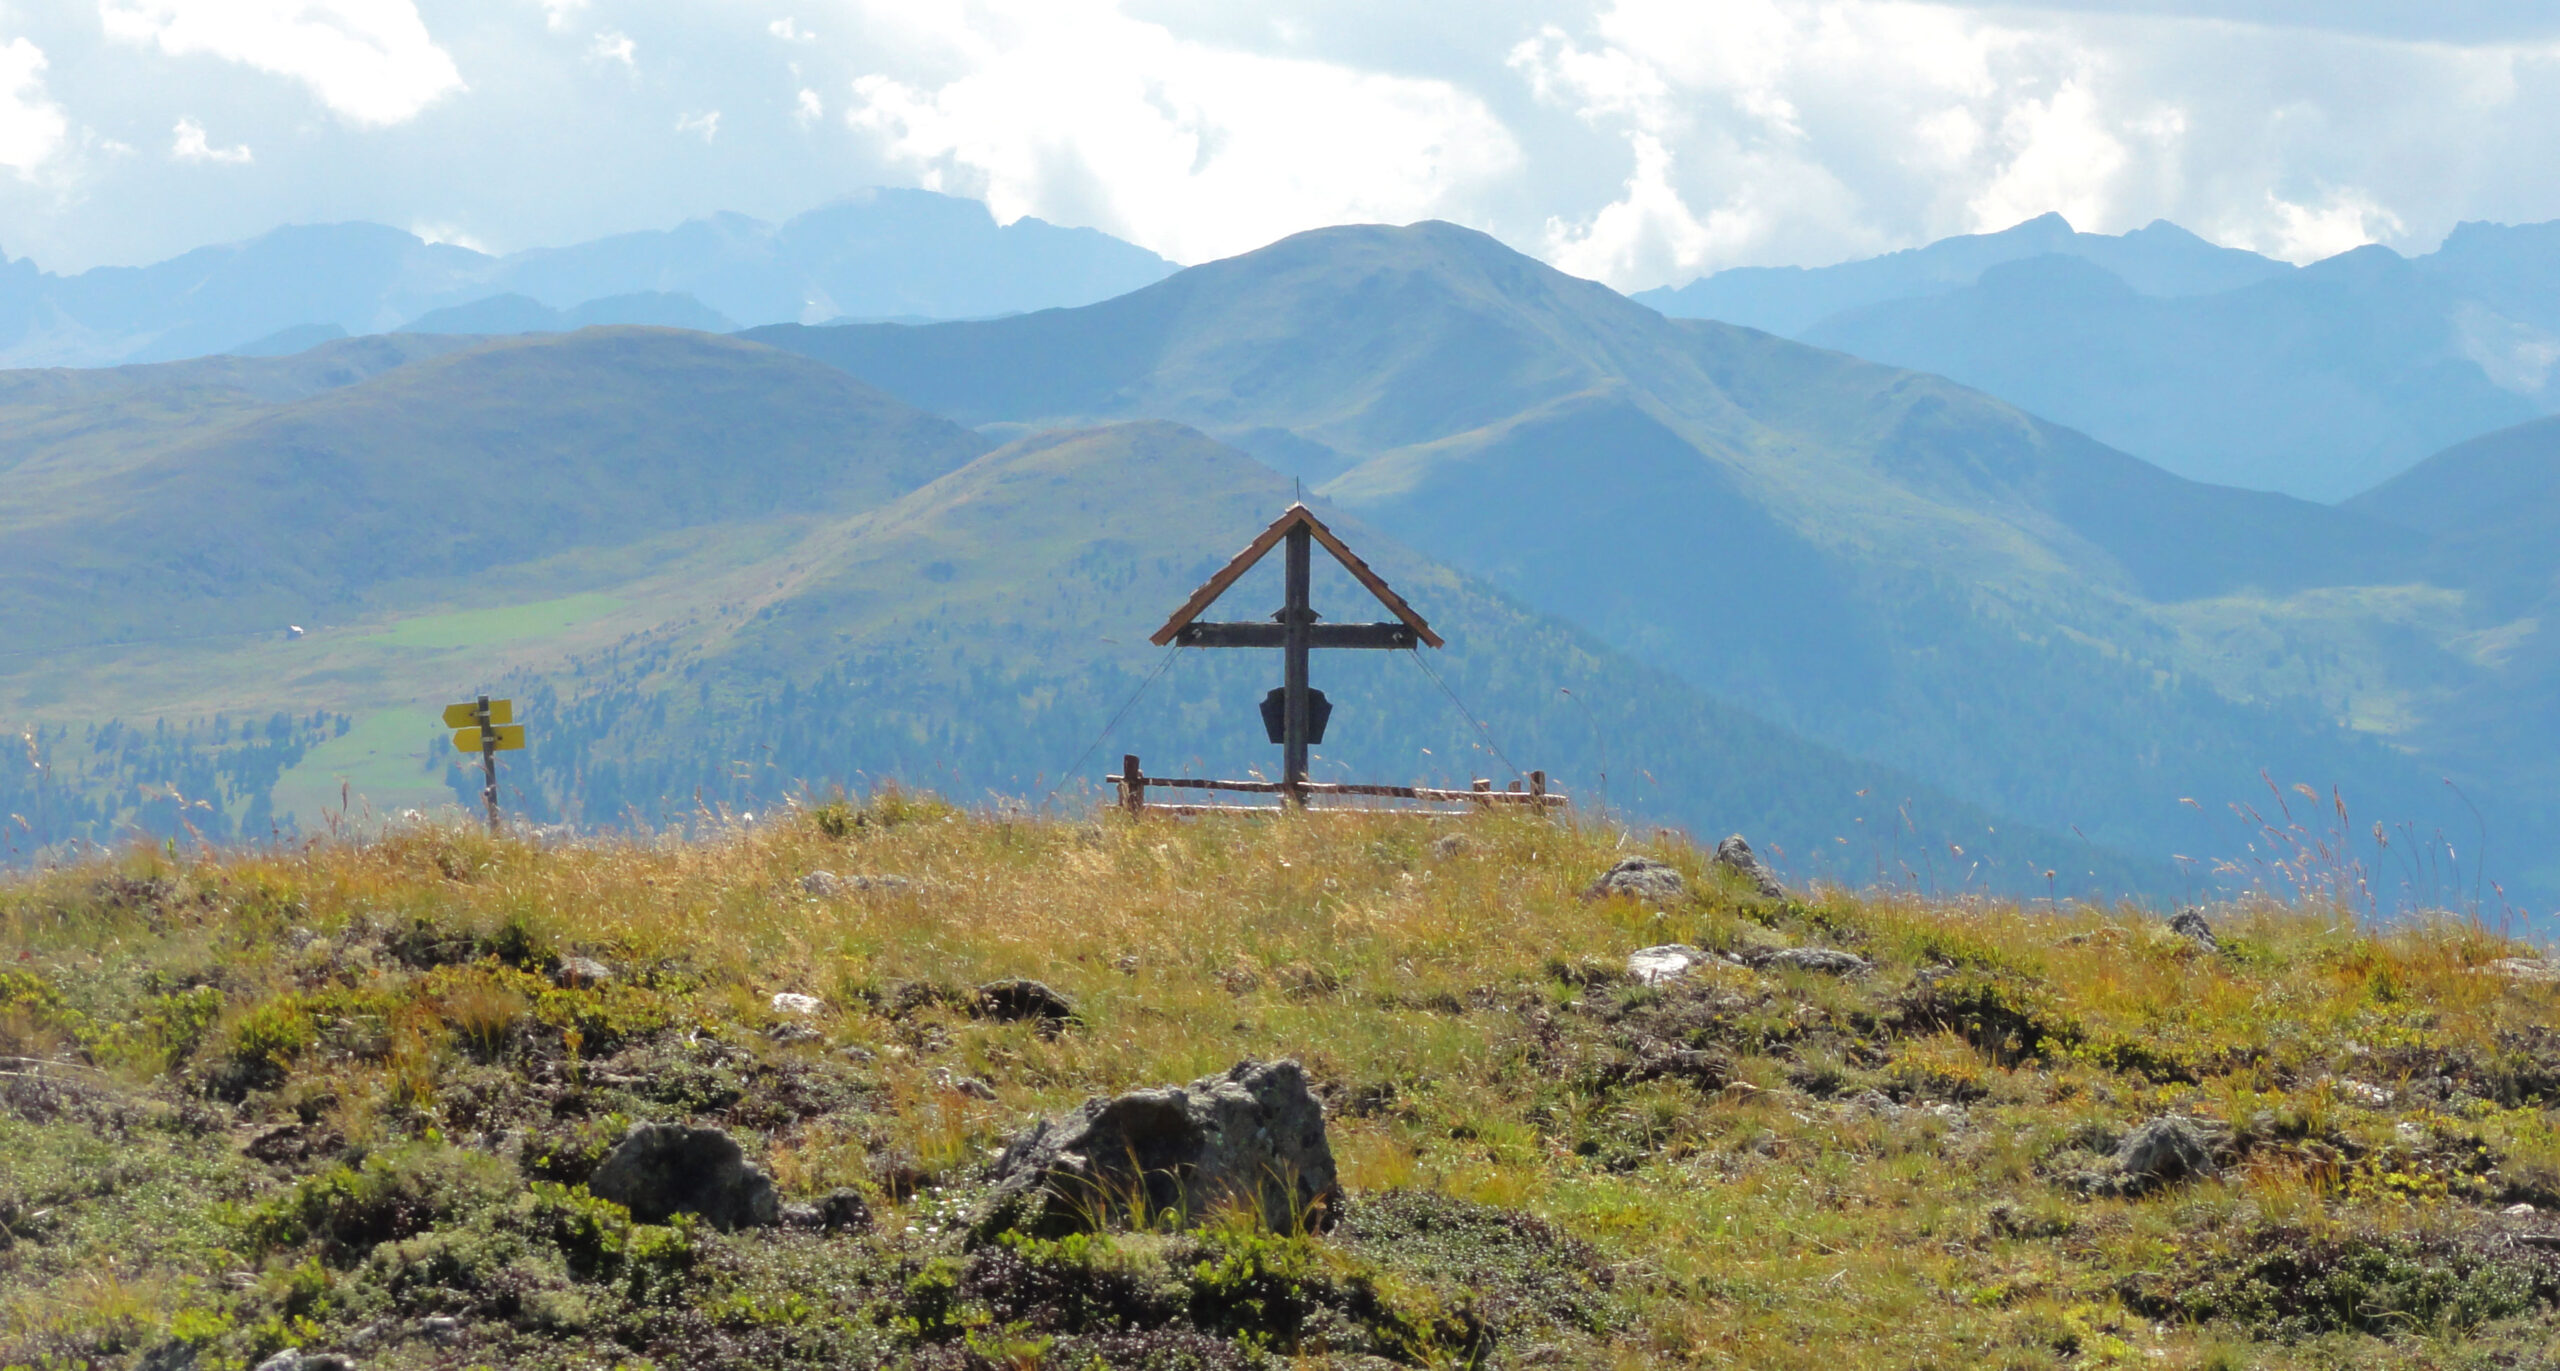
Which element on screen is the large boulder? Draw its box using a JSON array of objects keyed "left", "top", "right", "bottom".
[
  {"left": 1583, "top": 857, "right": 1687, "bottom": 903},
  {"left": 980, "top": 1059, "right": 1335, "bottom": 1237},
  {"left": 588, "top": 1123, "right": 780, "bottom": 1230},
  {"left": 1714, "top": 835, "right": 1785, "bottom": 899}
]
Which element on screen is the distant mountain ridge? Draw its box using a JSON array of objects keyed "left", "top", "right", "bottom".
[
  {"left": 1633, "top": 212, "right": 2293, "bottom": 334},
  {"left": 1637, "top": 213, "right": 2560, "bottom": 501},
  {"left": 0, "top": 189, "right": 1176, "bottom": 368},
  {"left": 741, "top": 221, "right": 2487, "bottom": 879}
]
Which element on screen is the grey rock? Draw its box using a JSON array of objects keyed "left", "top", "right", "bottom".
[
  {"left": 1714, "top": 834, "right": 1786, "bottom": 898},
  {"left": 588, "top": 1122, "right": 780, "bottom": 1230},
  {"left": 1846, "top": 1089, "right": 1903, "bottom": 1118},
  {"left": 1626, "top": 944, "right": 1735, "bottom": 986},
  {"left": 555, "top": 956, "right": 614, "bottom": 987},
  {"left": 972, "top": 978, "right": 1076, "bottom": 1030},
  {"left": 766, "top": 1022, "right": 822, "bottom": 1044},
  {"left": 819, "top": 1187, "right": 874, "bottom": 1232},
  {"left": 840, "top": 1044, "right": 878, "bottom": 1064},
  {"left": 780, "top": 1202, "right": 823, "bottom": 1228},
  {"left": 254, "top": 1354, "right": 358, "bottom": 1371},
  {"left": 981, "top": 1058, "right": 1335, "bottom": 1237},
  {"left": 138, "top": 1346, "right": 201, "bottom": 1371},
  {"left": 2113, "top": 1116, "right": 2218, "bottom": 1190},
  {"left": 2507, "top": 1202, "right": 2540, "bottom": 1216},
  {"left": 1583, "top": 856, "right": 1687, "bottom": 903},
  {"left": 800, "top": 871, "right": 845, "bottom": 898},
  {"left": 1759, "top": 947, "right": 1873, "bottom": 976},
  {"left": 932, "top": 1066, "right": 1000, "bottom": 1101},
  {"left": 2479, "top": 958, "right": 2560, "bottom": 983},
  {"left": 1430, "top": 833, "right": 1476, "bottom": 859},
  {"left": 2166, "top": 909, "right": 2218, "bottom": 951},
  {"left": 771, "top": 992, "right": 823, "bottom": 1015}
]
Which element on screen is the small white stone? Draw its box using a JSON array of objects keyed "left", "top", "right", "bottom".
[
  {"left": 771, "top": 992, "right": 823, "bottom": 1015},
  {"left": 2507, "top": 1202, "right": 2539, "bottom": 1216},
  {"left": 1626, "top": 944, "right": 1735, "bottom": 985}
]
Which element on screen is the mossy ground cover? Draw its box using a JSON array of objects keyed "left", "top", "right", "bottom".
[{"left": 4, "top": 797, "right": 2560, "bottom": 1368}]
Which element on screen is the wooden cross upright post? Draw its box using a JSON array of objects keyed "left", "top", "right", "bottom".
[{"left": 1281, "top": 519, "right": 1313, "bottom": 803}]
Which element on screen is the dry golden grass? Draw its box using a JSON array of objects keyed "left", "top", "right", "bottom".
[{"left": 4, "top": 795, "right": 2559, "bottom": 1369}]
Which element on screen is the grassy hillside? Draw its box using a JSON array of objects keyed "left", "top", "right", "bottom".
[
  {"left": 743, "top": 226, "right": 2500, "bottom": 881},
  {"left": 4, "top": 809, "right": 2557, "bottom": 1369},
  {"left": 0, "top": 328, "right": 990, "bottom": 648},
  {"left": 455, "top": 420, "right": 2150, "bottom": 895},
  {"left": 0, "top": 370, "right": 2135, "bottom": 896}
]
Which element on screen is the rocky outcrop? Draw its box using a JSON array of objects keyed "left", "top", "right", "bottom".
[
  {"left": 973, "top": 979, "right": 1077, "bottom": 1031},
  {"left": 1757, "top": 947, "right": 1872, "bottom": 977},
  {"left": 980, "top": 1059, "right": 1335, "bottom": 1237},
  {"left": 2072, "top": 1116, "right": 2222, "bottom": 1197},
  {"left": 1583, "top": 857, "right": 1686, "bottom": 903},
  {"left": 1713, "top": 835, "right": 1785, "bottom": 899},
  {"left": 2166, "top": 909, "right": 2218, "bottom": 952},
  {"left": 588, "top": 1122, "right": 780, "bottom": 1230}
]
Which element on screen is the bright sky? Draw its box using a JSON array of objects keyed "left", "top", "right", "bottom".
[{"left": 3, "top": 1, "right": 2558, "bottom": 286}]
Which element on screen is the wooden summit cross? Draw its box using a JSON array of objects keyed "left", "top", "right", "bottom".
[{"left": 1108, "top": 503, "right": 1563, "bottom": 815}]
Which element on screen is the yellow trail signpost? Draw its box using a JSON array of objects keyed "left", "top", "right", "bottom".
[{"left": 441, "top": 694, "right": 526, "bottom": 831}]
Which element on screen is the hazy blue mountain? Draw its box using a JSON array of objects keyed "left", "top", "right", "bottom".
[
  {"left": 228, "top": 323, "right": 351, "bottom": 357},
  {"left": 1799, "top": 249, "right": 2544, "bottom": 500},
  {"left": 0, "top": 189, "right": 1174, "bottom": 368},
  {"left": 1641, "top": 213, "right": 2560, "bottom": 501},
  {"left": 484, "top": 189, "right": 1178, "bottom": 325},
  {"left": 2419, "top": 219, "right": 2560, "bottom": 335},
  {"left": 0, "top": 223, "right": 489, "bottom": 368},
  {"left": 743, "top": 222, "right": 2496, "bottom": 883},
  {"left": 403, "top": 291, "right": 736, "bottom": 335},
  {"left": 1632, "top": 212, "right": 2292, "bottom": 334}
]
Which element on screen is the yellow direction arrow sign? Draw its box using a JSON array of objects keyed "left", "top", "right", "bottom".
[
  {"left": 451, "top": 725, "right": 527, "bottom": 753},
  {"left": 441, "top": 699, "right": 513, "bottom": 728}
]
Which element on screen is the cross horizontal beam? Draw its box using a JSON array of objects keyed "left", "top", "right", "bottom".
[{"left": 1172, "top": 621, "right": 1419, "bottom": 649}]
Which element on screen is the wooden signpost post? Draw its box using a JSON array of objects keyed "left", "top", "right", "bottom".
[
  {"left": 443, "top": 694, "right": 525, "bottom": 831},
  {"left": 1110, "top": 503, "right": 1563, "bottom": 816}
]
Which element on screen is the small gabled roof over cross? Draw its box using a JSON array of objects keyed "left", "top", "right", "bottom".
[{"left": 1150, "top": 503, "right": 1443, "bottom": 648}]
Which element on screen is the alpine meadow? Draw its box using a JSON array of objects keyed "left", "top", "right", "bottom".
[{"left": 11, "top": 5, "right": 2560, "bottom": 1368}]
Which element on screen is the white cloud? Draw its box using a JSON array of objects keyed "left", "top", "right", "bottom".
[
  {"left": 2227, "top": 186, "right": 2407, "bottom": 263},
  {"left": 676, "top": 109, "right": 719, "bottom": 143},
  {"left": 10, "top": 0, "right": 2560, "bottom": 287},
  {"left": 99, "top": 0, "right": 464, "bottom": 125},
  {"left": 410, "top": 220, "right": 489, "bottom": 252},
  {"left": 1965, "top": 78, "right": 2132, "bottom": 232},
  {"left": 0, "top": 39, "right": 67, "bottom": 176},
  {"left": 170, "top": 116, "right": 252, "bottom": 163},
  {"left": 840, "top": 0, "right": 1519, "bottom": 264}
]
